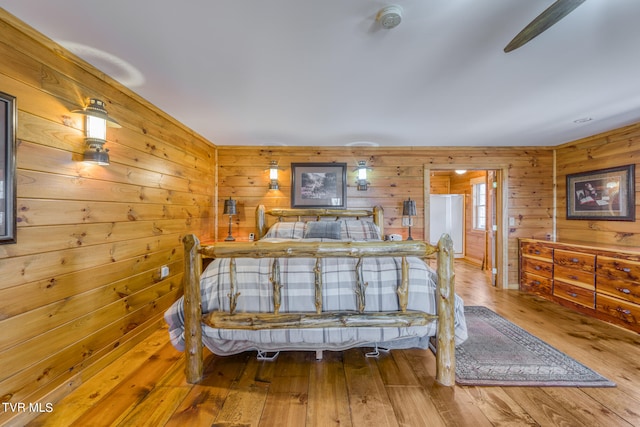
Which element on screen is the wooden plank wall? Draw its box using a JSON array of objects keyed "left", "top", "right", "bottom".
[
  {"left": 216, "top": 146, "right": 554, "bottom": 287},
  {"left": 0, "top": 11, "right": 216, "bottom": 425},
  {"left": 555, "top": 122, "right": 640, "bottom": 246},
  {"left": 429, "top": 173, "right": 451, "bottom": 194}
]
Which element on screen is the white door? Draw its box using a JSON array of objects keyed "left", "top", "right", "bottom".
[{"left": 429, "top": 194, "right": 464, "bottom": 257}]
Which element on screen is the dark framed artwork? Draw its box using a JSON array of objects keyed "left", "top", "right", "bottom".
[
  {"left": 291, "top": 163, "right": 347, "bottom": 208},
  {"left": 0, "top": 91, "right": 16, "bottom": 244},
  {"left": 566, "top": 164, "right": 635, "bottom": 221}
]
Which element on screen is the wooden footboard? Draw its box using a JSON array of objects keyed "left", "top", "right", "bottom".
[{"left": 181, "top": 233, "right": 456, "bottom": 386}]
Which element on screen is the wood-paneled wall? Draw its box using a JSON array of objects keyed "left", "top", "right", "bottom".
[
  {"left": 555, "top": 122, "right": 640, "bottom": 246},
  {"left": 429, "top": 173, "right": 451, "bottom": 194},
  {"left": 216, "top": 146, "right": 555, "bottom": 287},
  {"left": 0, "top": 11, "right": 215, "bottom": 425}
]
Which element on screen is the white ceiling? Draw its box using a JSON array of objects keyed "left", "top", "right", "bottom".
[{"left": 3, "top": 1, "right": 640, "bottom": 147}]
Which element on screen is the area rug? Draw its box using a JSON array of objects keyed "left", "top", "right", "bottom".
[{"left": 445, "top": 306, "right": 615, "bottom": 387}]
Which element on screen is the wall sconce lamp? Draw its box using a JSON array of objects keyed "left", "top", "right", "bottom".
[
  {"left": 354, "top": 160, "right": 372, "bottom": 191},
  {"left": 223, "top": 197, "right": 237, "bottom": 241},
  {"left": 268, "top": 160, "right": 280, "bottom": 190},
  {"left": 73, "top": 98, "right": 120, "bottom": 165},
  {"left": 402, "top": 198, "right": 417, "bottom": 240}
]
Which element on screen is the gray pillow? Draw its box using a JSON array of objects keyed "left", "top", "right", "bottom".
[{"left": 304, "top": 221, "right": 342, "bottom": 239}]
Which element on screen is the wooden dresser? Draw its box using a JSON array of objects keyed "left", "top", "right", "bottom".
[{"left": 519, "top": 239, "right": 640, "bottom": 333}]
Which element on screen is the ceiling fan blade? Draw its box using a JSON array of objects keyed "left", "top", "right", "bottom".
[{"left": 504, "top": 0, "right": 586, "bottom": 52}]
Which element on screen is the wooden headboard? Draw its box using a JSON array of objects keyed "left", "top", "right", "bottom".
[{"left": 255, "top": 205, "right": 384, "bottom": 239}]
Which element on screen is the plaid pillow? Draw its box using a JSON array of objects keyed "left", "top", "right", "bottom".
[
  {"left": 263, "top": 222, "right": 306, "bottom": 239},
  {"left": 340, "top": 220, "right": 382, "bottom": 241}
]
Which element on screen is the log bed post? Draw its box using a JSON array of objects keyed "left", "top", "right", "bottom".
[
  {"left": 373, "top": 205, "right": 384, "bottom": 237},
  {"left": 183, "top": 234, "right": 204, "bottom": 384},
  {"left": 256, "top": 204, "right": 267, "bottom": 239},
  {"left": 436, "top": 233, "right": 456, "bottom": 386}
]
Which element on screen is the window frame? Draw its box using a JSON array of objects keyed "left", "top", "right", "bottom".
[{"left": 471, "top": 177, "right": 486, "bottom": 231}]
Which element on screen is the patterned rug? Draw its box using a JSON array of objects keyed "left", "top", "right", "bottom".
[{"left": 450, "top": 306, "right": 615, "bottom": 387}]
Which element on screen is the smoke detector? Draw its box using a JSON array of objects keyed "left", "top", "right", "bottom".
[{"left": 377, "top": 5, "right": 403, "bottom": 29}]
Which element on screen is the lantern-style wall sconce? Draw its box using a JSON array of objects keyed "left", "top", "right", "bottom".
[
  {"left": 354, "top": 160, "right": 372, "bottom": 191},
  {"left": 73, "top": 98, "right": 120, "bottom": 165},
  {"left": 269, "top": 160, "right": 280, "bottom": 190}
]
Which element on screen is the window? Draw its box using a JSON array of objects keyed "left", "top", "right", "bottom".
[{"left": 471, "top": 178, "right": 486, "bottom": 230}]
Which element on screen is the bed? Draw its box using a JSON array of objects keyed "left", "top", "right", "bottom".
[{"left": 165, "top": 205, "right": 467, "bottom": 386}]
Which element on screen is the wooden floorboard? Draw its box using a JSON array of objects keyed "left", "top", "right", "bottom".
[
  {"left": 25, "top": 261, "right": 640, "bottom": 427},
  {"left": 306, "top": 351, "right": 352, "bottom": 426}
]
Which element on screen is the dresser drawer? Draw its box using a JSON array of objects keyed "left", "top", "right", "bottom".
[
  {"left": 521, "top": 271, "right": 553, "bottom": 295},
  {"left": 596, "top": 276, "right": 640, "bottom": 305},
  {"left": 596, "top": 293, "right": 640, "bottom": 328},
  {"left": 554, "top": 280, "right": 595, "bottom": 308},
  {"left": 554, "top": 264, "right": 594, "bottom": 289},
  {"left": 521, "top": 241, "right": 552, "bottom": 260},
  {"left": 597, "top": 256, "right": 640, "bottom": 282},
  {"left": 554, "top": 249, "right": 595, "bottom": 273},
  {"left": 521, "top": 256, "right": 553, "bottom": 278}
]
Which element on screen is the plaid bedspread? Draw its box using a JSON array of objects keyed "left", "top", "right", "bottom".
[{"left": 164, "top": 251, "right": 467, "bottom": 355}]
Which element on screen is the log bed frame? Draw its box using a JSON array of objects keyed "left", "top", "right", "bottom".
[{"left": 182, "top": 205, "right": 456, "bottom": 386}]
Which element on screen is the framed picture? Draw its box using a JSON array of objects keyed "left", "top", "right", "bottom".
[
  {"left": 0, "top": 91, "right": 16, "bottom": 244},
  {"left": 291, "top": 163, "right": 347, "bottom": 208},
  {"left": 566, "top": 164, "right": 635, "bottom": 221}
]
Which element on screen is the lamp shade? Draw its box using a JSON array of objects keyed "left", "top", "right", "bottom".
[
  {"left": 402, "top": 198, "right": 416, "bottom": 216},
  {"left": 86, "top": 114, "right": 107, "bottom": 141},
  {"left": 223, "top": 197, "right": 237, "bottom": 215}
]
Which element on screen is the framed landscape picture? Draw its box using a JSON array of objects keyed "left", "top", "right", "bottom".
[
  {"left": 0, "top": 91, "right": 16, "bottom": 244},
  {"left": 291, "top": 163, "right": 347, "bottom": 208},
  {"left": 566, "top": 164, "right": 635, "bottom": 221}
]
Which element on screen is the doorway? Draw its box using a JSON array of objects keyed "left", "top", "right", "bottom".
[{"left": 424, "top": 167, "right": 506, "bottom": 288}]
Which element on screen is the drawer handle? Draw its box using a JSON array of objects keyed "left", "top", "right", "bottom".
[
  {"left": 571, "top": 258, "right": 579, "bottom": 263},
  {"left": 532, "top": 280, "right": 540, "bottom": 285},
  {"left": 620, "top": 267, "right": 631, "bottom": 273},
  {"left": 616, "top": 307, "right": 632, "bottom": 315},
  {"left": 567, "top": 292, "right": 578, "bottom": 298},
  {"left": 534, "top": 266, "right": 541, "bottom": 270},
  {"left": 618, "top": 288, "right": 631, "bottom": 294},
  {"left": 534, "top": 250, "right": 540, "bottom": 255},
  {"left": 569, "top": 275, "right": 578, "bottom": 280}
]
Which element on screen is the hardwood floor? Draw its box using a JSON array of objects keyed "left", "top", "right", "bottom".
[{"left": 27, "top": 261, "right": 640, "bottom": 427}]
